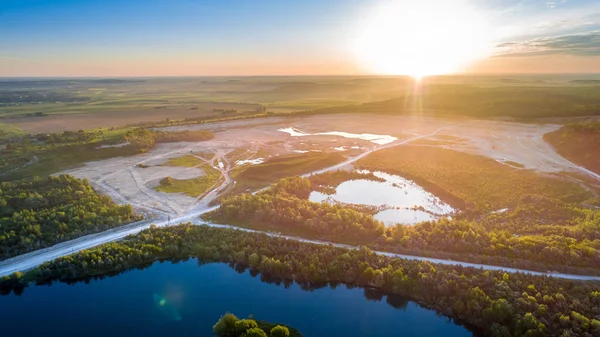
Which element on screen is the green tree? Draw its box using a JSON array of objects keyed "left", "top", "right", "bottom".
[
  {"left": 240, "top": 327, "right": 268, "bottom": 337},
  {"left": 213, "top": 313, "right": 239, "bottom": 337},
  {"left": 234, "top": 319, "right": 258, "bottom": 335},
  {"left": 269, "top": 325, "right": 290, "bottom": 337}
]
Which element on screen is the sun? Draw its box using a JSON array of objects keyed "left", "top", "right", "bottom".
[{"left": 354, "top": 0, "right": 491, "bottom": 78}]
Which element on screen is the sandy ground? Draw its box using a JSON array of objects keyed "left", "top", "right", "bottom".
[
  {"left": 3, "top": 113, "right": 600, "bottom": 278},
  {"left": 61, "top": 113, "right": 600, "bottom": 219}
]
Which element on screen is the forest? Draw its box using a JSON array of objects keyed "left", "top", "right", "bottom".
[
  {"left": 0, "top": 174, "right": 141, "bottom": 259},
  {"left": 207, "top": 177, "right": 385, "bottom": 244},
  {"left": 2, "top": 224, "right": 598, "bottom": 337},
  {"left": 213, "top": 313, "right": 300, "bottom": 337},
  {"left": 206, "top": 175, "right": 600, "bottom": 275},
  {"left": 544, "top": 122, "right": 600, "bottom": 176}
]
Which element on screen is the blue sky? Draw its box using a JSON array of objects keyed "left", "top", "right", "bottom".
[{"left": 1, "top": 0, "right": 599, "bottom": 76}]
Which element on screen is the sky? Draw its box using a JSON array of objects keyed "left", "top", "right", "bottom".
[{"left": 1, "top": 0, "right": 599, "bottom": 76}]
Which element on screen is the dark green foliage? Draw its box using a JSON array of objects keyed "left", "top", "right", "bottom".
[
  {"left": 213, "top": 313, "right": 299, "bottom": 337},
  {"left": 269, "top": 326, "right": 290, "bottom": 337},
  {"left": 0, "top": 175, "right": 141, "bottom": 259},
  {"left": 241, "top": 327, "right": 268, "bottom": 337},
  {"left": 208, "top": 177, "right": 385, "bottom": 244},
  {"left": 3, "top": 224, "right": 599, "bottom": 337},
  {"left": 214, "top": 313, "right": 239, "bottom": 337},
  {"left": 207, "top": 174, "right": 600, "bottom": 274}
]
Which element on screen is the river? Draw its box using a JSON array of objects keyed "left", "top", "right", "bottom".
[{"left": 0, "top": 260, "right": 475, "bottom": 337}]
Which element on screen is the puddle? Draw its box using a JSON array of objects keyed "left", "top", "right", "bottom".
[
  {"left": 236, "top": 158, "right": 265, "bottom": 165},
  {"left": 309, "top": 170, "right": 454, "bottom": 226},
  {"left": 279, "top": 127, "right": 398, "bottom": 145}
]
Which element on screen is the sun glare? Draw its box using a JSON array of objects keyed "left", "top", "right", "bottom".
[{"left": 354, "top": 0, "right": 491, "bottom": 78}]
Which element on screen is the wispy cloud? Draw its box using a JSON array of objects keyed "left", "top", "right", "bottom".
[{"left": 494, "top": 30, "right": 600, "bottom": 57}]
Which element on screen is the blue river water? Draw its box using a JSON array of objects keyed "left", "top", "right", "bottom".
[{"left": 0, "top": 260, "right": 474, "bottom": 337}]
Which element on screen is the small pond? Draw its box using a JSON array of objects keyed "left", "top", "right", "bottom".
[{"left": 309, "top": 170, "right": 454, "bottom": 226}]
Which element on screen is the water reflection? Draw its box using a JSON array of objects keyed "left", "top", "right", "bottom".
[
  {"left": 0, "top": 260, "right": 475, "bottom": 337},
  {"left": 309, "top": 170, "right": 454, "bottom": 226}
]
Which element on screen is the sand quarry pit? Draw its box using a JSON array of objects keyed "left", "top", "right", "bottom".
[{"left": 61, "top": 114, "right": 599, "bottom": 218}]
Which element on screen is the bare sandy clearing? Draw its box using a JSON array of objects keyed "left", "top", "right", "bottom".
[{"left": 60, "top": 113, "right": 599, "bottom": 219}]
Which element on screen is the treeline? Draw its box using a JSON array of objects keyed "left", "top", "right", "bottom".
[
  {"left": 3, "top": 224, "right": 599, "bottom": 337},
  {"left": 207, "top": 176, "right": 600, "bottom": 275},
  {"left": 544, "top": 122, "right": 600, "bottom": 175},
  {"left": 124, "top": 128, "right": 214, "bottom": 151},
  {"left": 208, "top": 177, "right": 385, "bottom": 244},
  {"left": 0, "top": 175, "right": 141, "bottom": 259},
  {"left": 213, "top": 313, "right": 300, "bottom": 337}
]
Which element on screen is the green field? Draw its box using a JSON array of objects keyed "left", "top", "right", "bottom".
[
  {"left": 156, "top": 163, "right": 221, "bottom": 197},
  {"left": 0, "top": 122, "right": 27, "bottom": 141},
  {"left": 227, "top": 152, "right": 346, "bottom": 196}
]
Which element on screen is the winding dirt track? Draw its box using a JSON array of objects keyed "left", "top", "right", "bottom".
[{"left": 1, "top": 122, "right": 599, "bottom": 281}]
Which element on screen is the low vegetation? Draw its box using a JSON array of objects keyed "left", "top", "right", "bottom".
[
  {"left": 214, "top": 313, "right": 300, "bottom": 337},
  {"left": 356, "top": 146, "right": 592, "bottom": 212},
  {"left": 125, "top": 128, "right": 214, "bottom": 152},
  {"left": 544, "top": 122, "right": 600, "bottom": 175},
  {"left": 156, "top": 164, "right": 221, "bottom": 198},
  {"left": 0, "top": 122, "right": 27, "bottom": 142},
  {"left": 302, "top": 84, "right": 600, "bottom": 119},
  {"left": 2, "top": 224, "right": 599, "bottom": 337},
  {"left": 225, "top": 152, "right": 345, "bottom": 196},
  {"left": 164, "top": 154, "right": 208, "bottom": 167},
  {"left": 0, "top": 175, "right": 141, "bottom": 259}
]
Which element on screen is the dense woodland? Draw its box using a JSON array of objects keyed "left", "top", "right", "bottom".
[
  {"left": 2, "top": 224, "right": 598, "bottom": 337},
  {"left": 207, "top": 175, "right": 600, "bottom": 275},
  {"left": 213, "top": 313, "right": 300, "bottom": 337},
  {"left": 0, "top": 175, "right": 140, "bottom": 259},
  {"left": 545, "top": 122, "right": 600, "bottom": 176},
  {"left": 208, "top": 177, "right": 385, "bottom": 244}
]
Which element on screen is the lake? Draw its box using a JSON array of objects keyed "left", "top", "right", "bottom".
[
  {"left": 0, "top": 260, "right": 474, "bottom": 337},
  {"left": 310, "top": 170, "right": 454, "bottom": 226}
]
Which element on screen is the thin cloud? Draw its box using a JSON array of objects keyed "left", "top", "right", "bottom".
[{"left": 494, "top": 30, "right": 600, "bottom": 57}]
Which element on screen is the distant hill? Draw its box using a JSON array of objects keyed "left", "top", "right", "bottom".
[
  {"left": 571, "top": 80, "right": 600, "bottom": 84},
  {"left": 302, "top": 84, "right": 600, "bottom": 119}
]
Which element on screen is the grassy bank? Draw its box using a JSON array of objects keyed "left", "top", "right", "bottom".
[
  {"left": 544, "top": 122, "right": 600, "bottom": 176},
  {"left": 156, "top": 163, "right": 221, "bottom": 198}
]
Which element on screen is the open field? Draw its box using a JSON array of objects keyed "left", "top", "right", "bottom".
[
  {"left": 1, "top": 103, "right": 259, "bottom": 133},
  {"left": 3, "top": 75, "right": 600, "bottom": 135}
]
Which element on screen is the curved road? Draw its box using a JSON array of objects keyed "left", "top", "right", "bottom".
[{"left": 1, "top": 128, "right": 600, "bottom": 282}]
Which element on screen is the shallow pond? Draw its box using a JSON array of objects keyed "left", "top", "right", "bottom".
[
  {"left": 309, "top": 171, "right": 454, "bottom": 226},
  {"left": 0, "top": 260, "right": 474, "bottom": 337}
]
